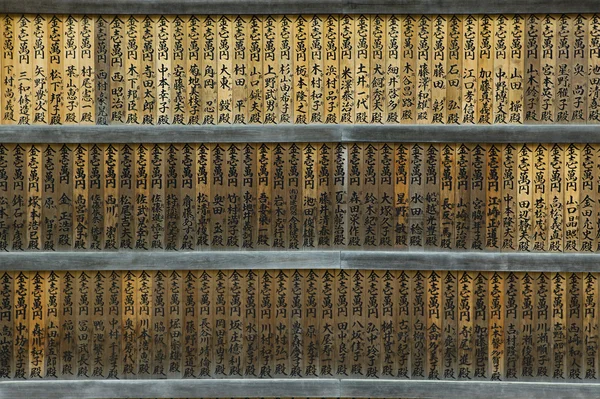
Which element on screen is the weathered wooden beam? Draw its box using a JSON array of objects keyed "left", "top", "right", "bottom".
[
  {"left": 0, "top": 251, "right": 340, "bottom": 270},
  {"left": 0, "top": 250, "right": 598, "bottom": 272},
  {"left": 340, "top": 251, "right": 600, "bottom": 272},
  {"left": 342, "top": 124, "right": 600, "bottom": 143},
  {"left": 2, "top": 0, "right": 596, "bottom": 15},
  {"left": 0, "top": 125, "right": 599, "bottom": 143},
  {"left": 0, "top": 379, "right": 340, "bottom": 399},
  {"left": 2, "top": 379, "right": 600, "bottom": 399},
  {"left": 0, "top": 125, "right": 342, "bottom": 143},
  {"left": 340, "top": 379, "right": 600, "bottom": 399}
]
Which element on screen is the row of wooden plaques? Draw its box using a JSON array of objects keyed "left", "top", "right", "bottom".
[
  {"left": 1, "top": 14, "right": 600, "bottom": 125},
  {"left": 0, "top": 269, "right": 596, "bottom": 381},
  {"left": 0, "top": 142, "right": 597, "bottom": 252}
]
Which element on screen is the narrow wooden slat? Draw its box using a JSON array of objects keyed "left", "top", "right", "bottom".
[
  {"left": 454, "top": 144, "right": 469, "bottom": 250},
  {"left": 547, "top": 144, "right": 564, "bottom": 252},
  {"left": 248, "top": 16, "right": 263, "bottom": 125},
  {"left": 0, "top": 271, "right": 14, "bottom": 379},
  {"left": 172, "top": 16, "right": 186, "bottom": 126},
  {"left": 257, "top": 143, "right": 272, "bottom": 248},
  {"left": 308, "top": 15, "right": 324, "bottom": 124},
  {"left": 124, "top": 16, "right": 140, "bottom": 125},
  {"left": 179, "top": 144, "right": 196, "bottom": 251},
  {"left": 277, "top": 15, "right": 293, "bottom": 124},
  {"left": 79, "top": 15, "right": 94, "bottom": 125},
  {"left": 540, "top": 14, "right": 556, "bottom": 124},
  {"left": 88, "top": 144, "right": 104, "bottom": 250},
  {"left": 587, "top": 15, "right": 600, "bottom": 123},
  {"left": 102, "top": 144, "right": 117, "bottom": 250},
  {"left": 227, "top": 270, "right": 242, "bottom": 377},
  {"left": 140, "top": 16, "right": 155, "bottom": 125},
  {"left": 75, "top": 271, "right": 91, "bottom": 378},
  {"left": 182, "top": 270, "right": 197, "bottom": 377},
  {"left": 232, "top": 16, "right": 248, "bottom": 125},
  {"left": 164, "top": 143, "right": 181, "bottom": 250},
  {"left": 508, "top": 14, "right": 525, "bottom": 124},
  {"left": 1, "top": 15, "right": 17, "bottom": 124},
  {"left": 16, "top": 15, "right": 33, "bottom": 126},
  {"left": 132, "top": 144, "right": 151, "bottom": 250},
  {"left": 583, "top": 272, "right": 598, "bottom": 379},
  {"left": 572, "top": 14, "right": 588, "bottom": 124},
  {"left": 532, "top": 144, "right": 548, "bottom": 251},
  {"left": 72, "top": 144, "right": 89, "bottom": 250},
  {"left": 199, "top": 269, "right": 214, "bottom": 378},
  {"left": 339, "top": 15, "right": 354, "bottom": 124},
  {"left": 325, "top": 15, "right": 339, "bottom": 124},
  {"left": 121, "top": 270, "right": 137, "bottom": 378},
  {"left": 424, "top": 144, "right": 439, "bottom": 249},
  {"left": 535, "top": 271, "right": 549, "bottom": 377},
  {"left": 273, "top": 269, "right": 290, "bottom": 377},
  {"left": 517, "top": 144, "right": 532, "bottom": 251},
  {"left": 243, "top": 269, "right": 259, "bottom": 377},
  {"left": 95, "top": 16, "right": 109, "bottom": 125},
  {"left": 555, "top": 14, "right": 572, "bottom": 124},
  {"left": 462, "top": 15, "right": 477, "bottom": 124},
  {"left": 401, "top": 16, "right": 416, "bottom": 125},
  {"left": 477, "top": 15, "right": 492, "bottom": 125},
  {"left": 32, "top": 15, "right": 48, "bottom": 125},
  {"left": 426, "top": 270, "right": 442, "bottom": 379},
  {"left": 370, "top": 15, "right": 384, "bottom": 124},
  {"left": 493, "top": 14, "right": 509, "bottom": 125},
  {"left": 217, "top": 15, "right": 233, "bottom": 125},
  {"left": 26, "top": 144, "right": 42, "bottom": 250},
  {"left": 442, "top": 271, "right": 458, "bottom": 379},
  {"left": 155, "top": 16, "right": 171, "bottom": 126},
  {"left": 166, "top": 270, "right": 182, "bottom": 378},
  {"left": 109, "top": 16, "right": 125, "bottom": 124},
  {"left": 151, "top": 270, "right": 167, "bottom": 378}
]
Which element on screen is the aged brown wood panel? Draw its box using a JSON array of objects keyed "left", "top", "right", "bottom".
[
  {"left": 0, "top": 14, "right": 599, "bottom": 126},
  {"left": 1, "top": 12, "right": 600, "bottom": 398},
  {"left": 0, "top": 142, "right": 600, "bottom": 251},
  {"left": 2, "top": 268, "right": 596, "bottom": 381}
]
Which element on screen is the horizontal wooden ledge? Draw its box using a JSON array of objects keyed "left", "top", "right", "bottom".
[
  {"left": 0, "top": 125, "right": 342, "bottom": 143},
  {"left": 0, "top": 251, "right": 341, "bottom": 270},
  {"left": 341, "top": 379, "right": 600, "bottom": 399},
  {"left": 0, "top": 251, "right": 599, "bottom": 271},
  {"left": 343, "top": 124, "right": 600, "bottom": 143},
  {"left": 1, "top": 124, "right": 600, "bottom": 143},
  {"left": 2, "top": 379, "right": 600, "bottom": 399},
  {"left": 341, "top": 251, "right": 600, "bottom": 272},
  {"left": 2, "top": 0, "right": 597, "bottom": 15},
  {"left": 0, "top": 379, "right": 339, "bottom": 399}
]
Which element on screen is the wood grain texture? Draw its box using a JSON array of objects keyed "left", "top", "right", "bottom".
[
  {"left": 2, "top": 14, "right": 600, "bottom": 127},
  {"left": 0, "top": 142, "right": 599, "bottom": 252},
  {"left": 1, "top": 270, "right": 600, "bottom": 383},
  {"left": 4, "top": 0, "right": 600, "bottom": 15}
]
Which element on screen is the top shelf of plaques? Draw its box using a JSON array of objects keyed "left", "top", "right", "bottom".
[{"left": 1, "top": 13, "right": 600, "bottom": 131}]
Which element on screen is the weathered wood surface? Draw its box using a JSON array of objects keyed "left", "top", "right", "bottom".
[
  {"left": 0, "top": 269, "right": 597, "bottom": 381},
  {"left": 0, "top": 251, "right": 596, "bottom": 272},
  {"left": 3, "top": 385, "right": 600, "bottom": 399},
  {"left": 0, "top": 143, "right": 595, "bottom": 252},
  {"left": 1, "top": 10, "right": 600, "bottom": 399},
  {"left": 2, "top": 1, "right": 599, "bottom": 16},
  {"left": 3, "top": 125, "right": 600, "bottom": 144},
  {"left": 0, "top": 269, "right": 599, "bottom": 382},
  {"left": 2, "top": 14, "right": 600, "bottom": 126}
]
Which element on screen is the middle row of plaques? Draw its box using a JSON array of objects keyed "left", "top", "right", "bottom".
[{"left": 0, "top": 142, "right": 597, "bottom": 252}]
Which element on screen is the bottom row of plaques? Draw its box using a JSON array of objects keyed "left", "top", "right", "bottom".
[{"left": 0, "top": 269, "right": 597, "bottom": 381}]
